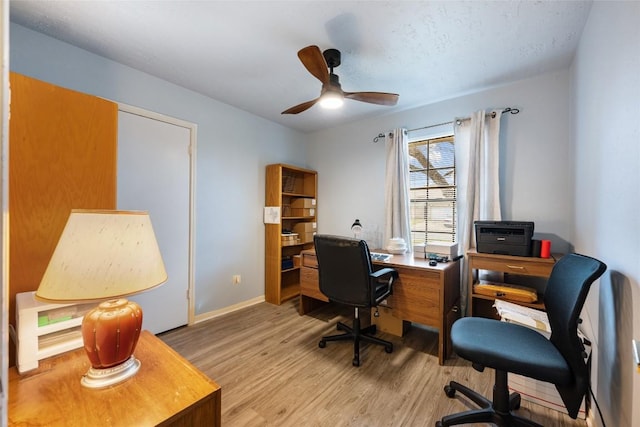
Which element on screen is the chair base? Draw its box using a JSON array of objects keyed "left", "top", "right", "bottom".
[
  {"left": 319, "top": 309, "right": 393, "bottom": 366},
  {"left": 436, "top": 371, "right": 543, "bottom": 427}
]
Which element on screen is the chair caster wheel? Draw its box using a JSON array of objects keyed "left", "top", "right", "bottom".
[
  {"left": 435, "top": 422, "right": 443, "bottom": 427},
  {"left": 318, "top": 340, "right": 326, "bottom": 348},
  {"left": 385, "top": 344, "right": 393, "bottom": 353},
  {"left": 444, "top": 384, "right": 456, "bottom": 398},
  {"left": 352, "top": 358, "right": 360, "bottom": 367}
]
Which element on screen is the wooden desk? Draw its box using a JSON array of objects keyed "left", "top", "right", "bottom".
[
  {"left": 9, "top": 330, "right": 221, "bottom": 426},
  {"left": 300, "top": 250, "right": 460, "bottom": 365}
]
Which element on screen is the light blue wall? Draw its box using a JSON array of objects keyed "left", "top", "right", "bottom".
[
  {"left": 307, "top": 70, "right": 574, "bottom": 253},
  {"left": 9, "top": 23, "right": 309, "bottom": 315},
  {"left": 572, "top": 2, "right": 640, "bottom": 427}
]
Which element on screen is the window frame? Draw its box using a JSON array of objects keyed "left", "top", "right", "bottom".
[{"left": 408, "top": 134, "right": 456, "bottom": 247}]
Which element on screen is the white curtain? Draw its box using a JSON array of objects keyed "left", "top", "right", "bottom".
[
  {"left": 455, "top": 110, "right": 502, "bottom": 314},
  {"left": 384, "top": 128, "right": 412, "bottom": 252}
]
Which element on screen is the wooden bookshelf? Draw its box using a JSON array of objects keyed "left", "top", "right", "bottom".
[{"left": 265, "top": 164, "right": 317, "bottom": 305}]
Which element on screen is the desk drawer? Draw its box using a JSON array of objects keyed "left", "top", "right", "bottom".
[
  {"left": 390, "top": 269, "right": 440, "bottom": 327},
  {"left": 300, "top": 266, "right": 327, "bottom": 302},
  {"left": 471, "top": 257, "right": 554, "bottom": 277},
  {"left": 302, "top": 251, "right": 318, "bottom": 268}
]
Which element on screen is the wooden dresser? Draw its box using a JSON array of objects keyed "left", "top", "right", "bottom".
[{"left": 8, "top": 330, "right": 221, "bottom": 426}]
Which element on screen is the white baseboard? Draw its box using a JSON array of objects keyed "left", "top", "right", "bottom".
[{"left": 192, "top": 295, "right": 265, "bottom": 324}]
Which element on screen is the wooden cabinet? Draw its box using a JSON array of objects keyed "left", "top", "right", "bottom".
[
  {"left": 265, "top": 164, "right": 317, "bottom": 305},
  {"left": 8, "top": 72, "right": 117, "bottom": 366},
  {"left": 467, "top": 249, "right": 558, "bottom": 318}
]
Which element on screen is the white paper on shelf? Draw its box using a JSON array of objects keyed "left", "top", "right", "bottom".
[
  {"left": 494, "top": 299, "right": 550, "bottom": 335},
  {"left": 263, "top": 206, "right": 281, "bottom": 224}
]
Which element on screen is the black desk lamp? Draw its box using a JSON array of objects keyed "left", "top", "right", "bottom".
[{"left": 351, "top": 219, "right": 362, "bottom": 238}]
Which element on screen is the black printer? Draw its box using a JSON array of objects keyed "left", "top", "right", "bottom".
[{"left": 474, "top": 221, "right": 534, "bottom": 257}]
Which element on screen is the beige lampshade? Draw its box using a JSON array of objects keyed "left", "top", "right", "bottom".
[{"left": 36, "top": 209, "right": 168, "bottom": 302}]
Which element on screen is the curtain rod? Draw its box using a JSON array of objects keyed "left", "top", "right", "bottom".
[{"left": 372, "top": 107, "right": 519, "bottom": 143}]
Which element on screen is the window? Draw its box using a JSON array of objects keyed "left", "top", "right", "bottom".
[{"left": 408, "top": 135, "right": 456, "bottom": 246}]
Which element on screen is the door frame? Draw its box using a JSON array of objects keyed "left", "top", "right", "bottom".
[{"left": 117, "top": 103, "right": 197, "bottom": 326}]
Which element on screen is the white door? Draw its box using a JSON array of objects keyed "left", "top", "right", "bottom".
[{"left": 117, "top": 108, "right": 193, "bottom": 333}]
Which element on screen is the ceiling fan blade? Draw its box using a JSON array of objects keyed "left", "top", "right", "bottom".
[
  {"left": 297, "top": 45, "right": 329, "bottom": 84},
  {"left": 344, "top": 91, "right": 399, "bottom": 106},
  {"left": 281, "top": 97, "right": 320, "bottom": 115}
]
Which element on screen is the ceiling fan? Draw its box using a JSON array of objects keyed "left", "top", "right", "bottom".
[{"left": 282, "top": 45, "right": 399, "bottom": 114}]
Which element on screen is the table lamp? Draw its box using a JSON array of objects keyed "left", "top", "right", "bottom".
[
  {"left": 351, "top": 219, "right": 362, "bottom": 238},
  {"left": 36, "top": 209, "right": 167, "bottom": 388}
]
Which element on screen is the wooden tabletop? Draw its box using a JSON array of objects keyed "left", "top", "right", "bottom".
[
  {"left": 301, "top": 248, "right": 458, "bottom": 272},
  {"left": 372, "top": 251, "right": 458, "bottom": 272},
  {"left": 9, "top": 330, "right": 221, "bottom": 426}
]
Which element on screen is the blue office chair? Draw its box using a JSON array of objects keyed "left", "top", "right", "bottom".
[
  {"left": 436, "top": 253, "right": 606, "bottom": 427},
  {"left": 314, "top": 234, "right": 398, "bottom": 367}
]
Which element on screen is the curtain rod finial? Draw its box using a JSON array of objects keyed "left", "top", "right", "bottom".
[{"left": 372, "top": 133, "right": 385, "bottom": 143}]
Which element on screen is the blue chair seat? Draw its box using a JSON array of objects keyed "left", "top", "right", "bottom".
[{"left": 451, "top": 317, "right": 571, "bottom": 385}]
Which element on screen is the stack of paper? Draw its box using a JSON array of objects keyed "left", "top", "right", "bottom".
[{"left": 493, "top": 299, "right": 550, "bottom": 337}]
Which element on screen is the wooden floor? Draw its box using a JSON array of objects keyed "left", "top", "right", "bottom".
[{"left": 159, "top": 298, "right": 587, "bottom": 427}]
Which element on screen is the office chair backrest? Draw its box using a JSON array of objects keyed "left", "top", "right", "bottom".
[
  {"left": 543, "top": 253, "right": 606, "bottom": 414},
  {"left": 314, "top": 234, "right": 374, "bottom": 308}
]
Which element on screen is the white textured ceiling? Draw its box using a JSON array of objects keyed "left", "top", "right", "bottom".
[{"left": 10, "top": 1, "right": 592, "bottom": 133}]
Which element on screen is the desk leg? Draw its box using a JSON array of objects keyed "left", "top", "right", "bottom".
[
  {"left": 468, "top": 265, "right": 478, "bottom": 317},
  {"left": 441, "top": 300, "right": 460, "bottom": 364},
  {"left": 440, "top": 300, "right": 460, "bottom": 365},
  {"left": 438, "top": 330, "right": 445, "bottom": 365}
]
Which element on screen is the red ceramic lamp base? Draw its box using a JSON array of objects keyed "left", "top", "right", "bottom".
[{"left": 81, "top": 298, "right": 143, "bottom": 388}]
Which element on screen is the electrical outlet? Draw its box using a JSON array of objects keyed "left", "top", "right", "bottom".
[{"left": 232, "top": 275, "right": 241, "bottom": 285}]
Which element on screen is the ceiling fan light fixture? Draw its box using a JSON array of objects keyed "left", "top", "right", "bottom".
[
  {"left": 319, "top": 91, "right": 344, "bottom": 109},
  {"left": 281, "top": 45, "right": 398, "bottom": 115}
]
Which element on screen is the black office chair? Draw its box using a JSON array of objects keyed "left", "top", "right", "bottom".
[
  {"left": 436, "top": 253, "right": 606, "bottom": 427},
  {"left": 314, "top": 234, "right": 398, "bottom": 367}
]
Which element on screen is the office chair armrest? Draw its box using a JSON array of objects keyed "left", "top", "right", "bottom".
[
  {"left": 370, "top": 268, "right": 398, "bottom": 280},
  {"left": 370, "top": 268, "right": 398, "bottom": 289},
  {"left": 370, "top": 268, "right": 397, "bottom": 305}
]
